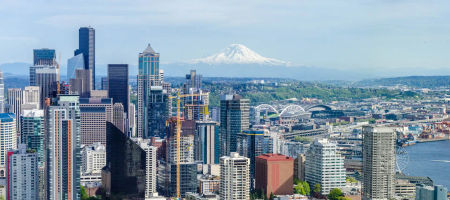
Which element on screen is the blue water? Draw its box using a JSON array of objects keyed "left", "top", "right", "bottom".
[{"left": 401, "top": 140, "right": 450, "bottom": 189}]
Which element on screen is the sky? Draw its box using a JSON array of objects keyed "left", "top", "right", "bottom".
[{"left": 1, "top": 0, "right": 450, "bottom": 75}]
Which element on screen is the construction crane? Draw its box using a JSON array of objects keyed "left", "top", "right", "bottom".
[{"left": 169, "top": 92, "right": 208, "bottom": 199}]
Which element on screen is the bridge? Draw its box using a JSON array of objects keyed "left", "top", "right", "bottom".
[{"left": 255, "top": 104, "right": 334, "bottom": 118}]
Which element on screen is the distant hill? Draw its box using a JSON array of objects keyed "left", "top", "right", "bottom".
[
  {"left": 0, "top": 62, "right": 30, "bottom": 75},
  {"left": 355, "top": 76, "right": 450, "bottom": 88}
]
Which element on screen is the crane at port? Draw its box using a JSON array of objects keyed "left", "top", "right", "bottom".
[{"left": 169, "top": 92, "right": 208, "bottom": 199}]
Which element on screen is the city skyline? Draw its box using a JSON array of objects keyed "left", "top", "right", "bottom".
[{"left": 1, "top": 0, "right": 450, "bottom": 78}]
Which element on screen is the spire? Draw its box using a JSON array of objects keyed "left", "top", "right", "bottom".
[{"left": 143, "top": 43, "right": 156, "bottom": 54}]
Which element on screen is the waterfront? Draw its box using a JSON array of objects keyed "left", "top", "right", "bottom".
[{"left": 402, "top": 140, "right": 450, "bottom": 189}]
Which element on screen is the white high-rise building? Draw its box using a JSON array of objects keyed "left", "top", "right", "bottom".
[
  {"left": 0, "top": 113, "right": 17, "bottom": 177},
  {"left": 22, "top": 86, "right": 41, "bottom": 110},
  {"left": 137, "top": 140, "right": 157, "bottom": 198},
  {"left": 81, "top": 142, "right": 106, "bottom": 175},
  {"left": 6, "top": 144, "right": 39, "bottom": 200},
  {"left": 362, "top": 126, "right": 396, "bottom": 200},
  {"left": 220, "top": 152, "right": 250, "bottom": 200},
  {"left": 305, "top": 138, "right": 346, "bottom": 195}
]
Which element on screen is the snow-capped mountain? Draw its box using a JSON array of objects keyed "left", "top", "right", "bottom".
[{"left": 190, "top": 44, "right": 290, "bottom": 66}]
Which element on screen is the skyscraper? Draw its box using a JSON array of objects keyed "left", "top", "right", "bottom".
[
  {"left": 305, "top": 138, "right": 346, "bottom": 195},
  {"left": 80, "top": 98, "right": 113, "bottom": 145},
  {"left": 0, "top": 71, "right": 4, "bottom": 113},
  {"left": 128, "top": 103, "right": 136, "bottom": 137},
  {"left": 362, "top": 126, "right": 396, "bottom": 200},
  {"left": 113, "top": 103, "right": 125, "bottom": 133},
  {"left": 22, "top": 86, "right": 40, "bottom": 110},
  {"left": 31, "top": 49, "right": 58, "bottom": 86},
  {"left": 0, "top": 113, "right": 16, "bottom": 177},
  {"left": 33, "top": 48, "right": 56, "bottom": 66},
  {"left": 219, "top": 152, "right": 250, "bottom": 200},
  {"left": 255, "top": 154, "right": 294, "bottom": 198},
  {"left": 35, "top": 66, "right": 58, "bottom": 107},
  {"left": 20, "top": 109, "right": 45, "bottom": 166},
  {"left": 182, "top": 70, "right": 209, "bottom": 121},
  {"left": 146, "top": 86, "right": 169, "bottom": 138},
  {"left": 20, "top": 109, "right": 45, "bottom": 200},
  {"left": 220, "top": 94, "right": 250, "bottom": 157},
  {"left": 67, "top": 53, "right": 84, "bottom": 80},
  {"left": 6, "top": 144, "right": 39, "bottom": 200},
  {"left": 107, "top": 64, "right": 129, "bottom": 113},
  {"left": 103, "top": 122, "right": 158, "bottom": 199},
  {"left": 236, "top": 129, "right": 274, "bottom": 180},
  {"left": 194, "top": 121, "right": 220, "bottom": 164},
  {"left": 70, "top": 69, "right": 92, "bottom": 98},
  {"left": 46, "top": 95, "right": 81, "bottom": 200},
  {"left": 81, "top": 142, "right": 106, "bottom": 175},
  {"left": 101, "top": 77, "right": 108, "bottom": 91},
  {"left": 137, "top": 44, "right": 160, "bottom": 138},
  {"left": 7, "top": 88, "right": 22, "bottom": 136},
  {"left": 75, "top": 27, "right": 95, "bottom": 89}
]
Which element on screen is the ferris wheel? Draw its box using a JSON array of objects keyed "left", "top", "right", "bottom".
[{"left": 396, "top": 146, "right": 409, "bottom": 174}]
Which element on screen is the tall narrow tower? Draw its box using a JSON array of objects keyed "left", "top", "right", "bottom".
[
  {"left": 75, "top": 27, "right": 95, "bottom": 89},
  {"left": 362, "top": 126, "right": 396, "bottom": 200},
  {"left": 137, "top": 44, "right": 160, "bottom": 138}
]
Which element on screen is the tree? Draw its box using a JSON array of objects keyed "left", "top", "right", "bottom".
[
  {"left": 294, "top": 177, "right": 301, "bottom": 185},
  {"left": 313, "top": 183, "right": 321, "bottom": 194},
  {"left": 80, "top": 186, "right": 89, "bottom": 200},
  {"left": 269, "top": 192, "right": 275, "bottom": 200},
  {"left": 302, "top": 181, "right": 310, "bottom": 195},
  {"left": 328, "top": 188, "right": 344, "bottom": 200},
  {"left": 294, "top": 184, "right": 306, "bottom": 195}
]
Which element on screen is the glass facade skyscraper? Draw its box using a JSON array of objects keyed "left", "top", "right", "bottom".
[
  {"left": 137, "top": 44, "right": 161, "bottom": 138},
  {"left": 67, "top": 53, "right": 84, "bottom": 80},
  {"left": 33, "top": 48, "right": 56, "bottom": 66},
  {"left": 75, "top": 27, "right": 95, "bottom": 89},
  {"left": 107, "top": 64, "right": 129, "bottom": 113}
]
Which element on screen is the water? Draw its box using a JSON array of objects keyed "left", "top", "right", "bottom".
[{"left": 401, "top": 140, "right": 450, "bottom": 189}]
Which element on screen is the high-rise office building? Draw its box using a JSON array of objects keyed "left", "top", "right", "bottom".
[
  {"left": 75, "top": 27, "right": 95, "bottom": 89},
  {"left": 22, "top": 86, "right": 40, "bottom": 110},
  {"left": 6, "top": 144, "right": 39, "bottom": 200},
  {"left": 137, "top": 44, "right": 160, "bottom": 138},
  {"left": 183, "top": 70, "right": 209, "bottom": 121},
  {"left": 195, "top": 121, "right": 220, "bottom": 164},
  {"left": 255, "top": 154, "right": 294, "bottom": 198},
  {"left": 67, "top": 53, "right": 84, "bottom": 80},
  {"left": 0, "top": 71, "right": 4, "bottom": 113},
  {"left": 31, "top": 49, "right": 58, "bottom": 86},
  {"left": 0, "top": 113, "right": 16, "bottom": 177},
  {"left": 219, "top": 152, "right": 250, "bottom": 200},
  {"left": 103, "top": 122, "right": 158, "bottom": 199},
  {"left": 236, "top": 129, "right": 274, "bottom": 180},
  {"left": 220, "top": 94, "right": 250, "bottom": 157},
  {"left": 7, "top": 88, "right": 22, "bottom": 136},
  {"left": 46, "top": 95, "right": 81, "bottom": 200},
  {"left": 35, "top": 66, "right": 58, "bottom": 107},
  {"left": 107, "top": 64, "right": 129, "bottom": 113},
  {"left": 362, "top": 126, "right": 396, "bottom": 200},
  {"left": 33, "top": 48, "right": 56, "bottom": 66},
  {"left": 166, "top": 119, "right": 195, "bottom": 164},
  {"left": 113, "top": 103, "right": 125, "bottom": 134},
  {"left": 80, "top": 98, "right": 113, "bottom": 145},
  {"left": 145, "top": 86, "right": 169, "bottom": 138},
  {"left": 70, "top": 69, "right": 92, "bottom": 98},
  {"left": 305, "top": 138, "right": 346, "bottom": 195}
]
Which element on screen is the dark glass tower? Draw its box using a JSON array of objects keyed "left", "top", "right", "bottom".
[
  {"left": 75, "top": 27, "right": 95, "bottom": 89},
  {"left": 107, "top": 64, "right": 129, "bottom": 113}
]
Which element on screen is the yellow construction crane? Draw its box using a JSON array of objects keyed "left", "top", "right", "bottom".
[{"left": 169, "top": 92, "right": 208, "bottom": 199}]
